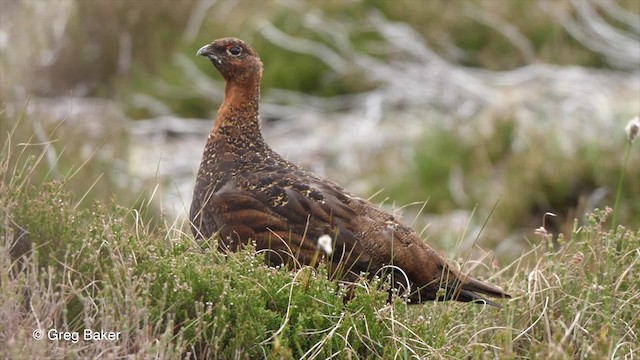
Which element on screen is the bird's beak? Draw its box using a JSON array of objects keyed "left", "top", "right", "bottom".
[
  {"left": 197, "top": 44, "right": 221, "bottom": 66},
  {"left": 196, "top": 44, "right": 212, "bottom": 57}
]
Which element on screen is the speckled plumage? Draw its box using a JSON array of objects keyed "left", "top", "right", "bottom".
[{"left": 190, "top": 37, "right": 511, "bottom": 305}]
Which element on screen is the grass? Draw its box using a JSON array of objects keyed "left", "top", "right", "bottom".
[{"left": 1, "top": 117, "right": 639, "bottom": 359}]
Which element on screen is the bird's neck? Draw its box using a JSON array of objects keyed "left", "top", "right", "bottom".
[{"left": 211, "top": 78, "right": 263, "bottom": 143}]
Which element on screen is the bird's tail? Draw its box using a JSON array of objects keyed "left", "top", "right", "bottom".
[{"left": 453, "top": 276, "right": 511, "bottom": 307}]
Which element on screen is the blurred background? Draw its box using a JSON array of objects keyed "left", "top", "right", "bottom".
[{"left": 1, "top": 0, "right": 638, "bottom": 264}]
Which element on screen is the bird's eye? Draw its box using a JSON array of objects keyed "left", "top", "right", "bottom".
[{"left": 227, "top": 46, "right": 242, "bottom": 57}]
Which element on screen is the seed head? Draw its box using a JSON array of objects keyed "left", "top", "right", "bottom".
[
  {"left": 625, "top": 116, "right": 639, "bottom": 143},
  {"left": 317, "top": 234, "right": 333, "bottom": 255}
]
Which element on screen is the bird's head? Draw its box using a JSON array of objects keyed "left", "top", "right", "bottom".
[{"left": 197, "top": 37, "right": 263, "bottom": 83}]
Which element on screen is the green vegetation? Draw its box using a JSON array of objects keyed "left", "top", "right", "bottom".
[
  {"left": 0, "top": 107, "right": 160, "bottom": 225},
  {"left": 2, "top": 124, "right": 638, "bottom": 359}
]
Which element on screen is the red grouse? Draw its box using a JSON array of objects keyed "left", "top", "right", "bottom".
[{"left": 190, "top": 37, "right": 510, "bottom": 305}]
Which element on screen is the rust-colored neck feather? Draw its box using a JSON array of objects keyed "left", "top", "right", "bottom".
[{"left": 211, "top": 73, "right": 262, "bottom": 143}]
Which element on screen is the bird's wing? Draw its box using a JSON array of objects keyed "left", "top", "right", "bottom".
[{"left": 198, "top": 170, "right": 375, "bottom": 278}]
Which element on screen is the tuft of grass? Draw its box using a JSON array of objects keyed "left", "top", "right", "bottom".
[{"left": 612, "top": 116, "right": 640, "bottom": 232}]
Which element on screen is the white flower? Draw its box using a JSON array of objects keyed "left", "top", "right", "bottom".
[
  {"left": 317, "top": 234, "right": 333, "bottom": 255},
  {"left": 625, "top": 116, "right": 640, "bottom": 143}
]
